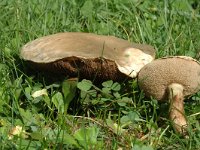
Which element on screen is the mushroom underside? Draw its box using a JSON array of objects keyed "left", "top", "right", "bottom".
[{"left": 27, "top": 56, "right": 132, "bottom": 82}]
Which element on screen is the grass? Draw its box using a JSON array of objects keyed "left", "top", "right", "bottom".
[{"left": 0, "top": 0, "right": 200, "bottom": 149}]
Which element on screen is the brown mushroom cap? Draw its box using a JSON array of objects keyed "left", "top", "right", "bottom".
[
  {"left": 21, "top": 32, "right": 155, "bottom": 81},
  {"left": 137, "top": 56, "right": 200, "bottom": 101}
]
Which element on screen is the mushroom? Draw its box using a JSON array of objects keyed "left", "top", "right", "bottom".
[
  {"left": 137, "top": 56, "right": 200, "bottom": 135},
  {"left": 21, "top": 32, "right": 155, "bottom": 82}
]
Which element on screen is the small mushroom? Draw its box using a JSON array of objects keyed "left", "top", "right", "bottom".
[
  {"left": 137, "top": 56, "right": 200, "bottom": 135},
  {"left": 21, "top": 32, "right": 155, "bottom": 82}
]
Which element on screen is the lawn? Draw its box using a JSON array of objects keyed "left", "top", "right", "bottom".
[{"left": 0, "top": 0, "right": 200, "bottom": 149}]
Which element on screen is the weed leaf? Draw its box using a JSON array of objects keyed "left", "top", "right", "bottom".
[
  {"left": 52, "top": 92, "right": 64, "bottom": 114},
  {"left": 77, "top": 79, "right": 93, "bottom": 91}
]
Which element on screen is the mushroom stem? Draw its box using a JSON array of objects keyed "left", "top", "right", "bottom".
[{"left": 168, "top": 83, "right": 187, "bottom": 135}]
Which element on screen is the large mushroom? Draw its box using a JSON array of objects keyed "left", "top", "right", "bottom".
[
  {"left": 21, "top": 32, "right": 155, "bottom": 82},
  {"left": 137, "top": 56, "right": 200, "bottom": 135}
]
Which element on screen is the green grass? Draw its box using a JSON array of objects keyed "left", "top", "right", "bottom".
[{"left": 0, "top": 0, "right": 200, "bottom": 149}]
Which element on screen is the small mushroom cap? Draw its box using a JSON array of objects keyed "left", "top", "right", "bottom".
[
  {"left": 137, "top": 56, "right": 200, "bottom": 101},
  {"left": 21, "top": 32, "right": 155, "bottom": 78}
]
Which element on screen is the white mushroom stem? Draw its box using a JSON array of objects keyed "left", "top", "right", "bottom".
[{"left": 168, "top": 83, "right": 187, "bottom": 135}]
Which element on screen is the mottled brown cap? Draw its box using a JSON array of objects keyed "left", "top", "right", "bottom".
[
  {"left": 137, "top": 56, "right": 200, "bottom": 101},
  {"left": 21, "top": 32, "right": 155, "bottom": 79}
]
